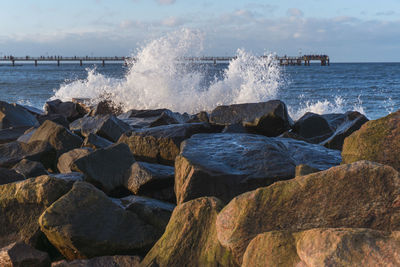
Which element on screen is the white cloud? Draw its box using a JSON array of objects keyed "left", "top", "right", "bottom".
[
  {"left": 156, "top": 0, "right": 176, "bottom": 5},
  {"left": 287, "top": 8, "right": 303, "bottom": 17}
]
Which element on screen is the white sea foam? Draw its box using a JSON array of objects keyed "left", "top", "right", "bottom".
[{"left": 52, "top": 29, "right": 282, "bottom": 114}]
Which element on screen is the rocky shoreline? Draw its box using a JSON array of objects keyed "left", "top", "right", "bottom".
[{"left": 0, "top": 98, "right": 399, "bottom": 266}]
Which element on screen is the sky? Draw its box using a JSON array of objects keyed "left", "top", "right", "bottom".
[{"left": 1, "top": 0, "right": 400, "bottom": 62}]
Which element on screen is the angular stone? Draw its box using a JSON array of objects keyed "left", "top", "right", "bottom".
[
  {"left": 88, "top": 99, "right": 123, "bottom": 116},
  {"left": 118, "top": 109, "right": 189, "bottom": 129},
  {"left": 0, "top": 176, "right": 73, "bottom": 249},
  {"left": 49, "top": 172, "right": 85, "bottom": 182},
  {"left": 51, "top": 255, "right": 141, "bottom": 267},
  {"left": 45, "top": 99, "right": 85, "bottom": 122},
  {"left": 295, "top": 164, "right": 320, "bottom": 176},
  {"left": 216, "top": 161, "right": 400, "bottom": 264},
  {"left": 0, "top": 101, "right": 39, "bottom": 129},
  {"left": 292, "top": 112, "right": 333, "bottom": 143},
  {"left": 321, "top": 111, "right": 369, "bottom": 150},
  {"left": 0, "top": 141, "right": 56, "bottom": 169},
  {"left": 28, "top": 120, "right": 83, "bottom": 157},
  {"left": 118, "top": 122, "right": 219, "bottom": 165},
  {"left": 0, "top": 242, "right": 51, "bottom": 267},
  {"left": 0, "top": 167, "right": 24, "bottom": 185},
  {"left": 17, "top": 127, "right": 36, "bottom": 143},
  {"left": 70, "top": 115, "right": 130, "bottom": 142},
  {"left": 38, "top": 114, "right": 70, "bottom": 129},
  {"left": 209, "top": 100, "right": 292, "bottom": 136},
  {"left": 39, "top": 182, "right": 160, "bottom": 260},
  {"left": 141, "top": 197, "right": 236, "bottom": 267},
  {"left": 57, "top": 148, "right": 92, "bottom": 174},
  {"left": 12, "top": 159, "right": 48, "bottom": 178},
  {"left": 0, "top": 127, "right": 30, "bottom": 144},
  {"left": 82, "top": 133, "right": 113, "bottom": 149},
  {"left": 342, "top": 110, "right": 400, "bottom": 170},
  {"left": 242, "top": 228, "right": 400, "bottom": 267},
  {"left": 71, "top": 143, "right": 135, "bottom": 196},
  {"left": 124, "top": 161, "right": 174, "bottom": 202},
  {"left": 175, "top": 133, "right": 340, "bottom": 204}
]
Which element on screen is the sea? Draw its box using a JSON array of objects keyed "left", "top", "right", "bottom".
[{"left": 0, "top": 31, "right": 398, "bottom": 121}]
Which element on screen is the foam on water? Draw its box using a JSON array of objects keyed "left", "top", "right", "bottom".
[{"left": 52, "top": 28, "right": 367, "bottom": 118}]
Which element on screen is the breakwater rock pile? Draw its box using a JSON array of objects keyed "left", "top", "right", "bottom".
[{"left": 0, "top": 99, "right": 399, "bottom": 266}]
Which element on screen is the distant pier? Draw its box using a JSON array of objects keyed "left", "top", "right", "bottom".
[{"left": 0, "top": 54, "right": 329, "bottom": 66}]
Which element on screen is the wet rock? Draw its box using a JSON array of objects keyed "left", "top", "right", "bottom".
[
  {"left": 0, "top": 101, "right": 39, "bottom": 129},
  {"left": 175, "top": 133, "right": 340, "bottom": 204},
  {"left": 216, "top": 161, "right": 400, "bottom": 265},
  {"left": 0, "top": 167, "right": 24, "bottom": 185},
  {"left": 71, "top": 143, "right": 135, "bottom": 196},
  {"left": 82, "top": 133, "right": 113, "bottom": 149},
  {"left": 118, "top": 122, "right": 219, "bottom": 165},
  {"left": 118, "top": 109, "right": 189, "bottom": 129},
  {"left": 21, "top": 105, "right": 45, "bottom": 116},
  {"left": 0, "top": 127, "right": 31, "bottom": 144},
  {"left": 28, "top": 120, "right": 83, "bottom": 158},
  {"left": 342, "top": 110, "right": 400, "bottom": 170},
  {"left": 141, "top": 197, "right": 236, "bottom": 267},
  {"left": 51, "top": 255, "right": 141, "bottom": 267},
  {"left": 44, "top": 99, "right": 86, "bottom": 122},
  {"left": 88, "top": 100, "right": 123, "bottom": 116},
  {"left": 38, "top": 114, "right": 70, "bottom": 128},
  {"left": 39, "top": 182, "right": 160, "bottom": 260},
  {"left": 119, "top": 195, "right": 175, "bottom": 230},
  {"left": 57, "top": 148, "right": 92, "bottom": 173},
  {"left": 292, "top": 112, "right": 333, "bottom": 143},
  {"left": 187, "top": 111, "right": 209, "bottom": 123},
  {"left": 49, "top": 172, "right": 85, "bottom": 182},
  {"left": 321, "top": 111, "right": 369, "bottom": 150},
  {"left": 295, "top": 164, "right": 320, "bottom": 176},
  {"left": 12, "top": 159, "right": 48, "bottom": 178},
  {"left": 209, "top": 100, "right": 292, "bottom": 136},
  {"left": 0, "top": 176, "right": 73, "bottom": 249},
  {"left": 0, "top": 141, "right": 56, "bottom": 169},
  {"left": 242, "top": 228, "right": 400, "bottom": 267},
  {"left": 222, "top": 123, "right": 248, "bottom": 133},
  {"left": 70, "top": 115, "right": 131, "bottom": 142},
  {"left": 0, "top": 242, "right": 51, "bottom": 267},
  {"left": 17, "top": 127, "right": 36, "bottom": 143},
  {"left": 124, "top": 161, "right": 174, "bottom": 202}
]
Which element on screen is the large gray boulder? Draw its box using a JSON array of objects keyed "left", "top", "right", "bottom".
[
  {"left": 82, "top": 133, "right": 113, "bottom": 149},
  {"left": 39, "top": 182, "right": 161, "bottom": 260},
  {"left": 44, "top": 99, "right": 86, "bottom": 122},
  {"left": 0, "top": 167, "right": 24, "bottom": 185},
  {"left": 209, "top": 100, "right": 292, "bottom": 136},
  {"left": 0, "top": 127, "right": 31, "bottom": 144},
  {"left": 118, "top": 109, "right": 189, "bottom": 129},
  {"left": 57, "top": 148, "right": 92, "bottom": 173},
  {"left": 12, "top": 159, "right": 48, "bottom": 178},
  {"left": 0, "top": 242, "right": 51, "bottom": 267},
  {"left": 0, "top": 101, "right": 39, "bottom": 129},
  {"left": 175, "top": 133, "right": 341, "bottom": 204}
]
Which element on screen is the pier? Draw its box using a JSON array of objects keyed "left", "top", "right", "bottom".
[{"left": 0, "top": 54, "right": 329, "bottom": 66}]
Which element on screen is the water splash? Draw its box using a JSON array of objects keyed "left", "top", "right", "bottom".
[{"left": 52, "top": 29, "right": 282, "bottom": 114}]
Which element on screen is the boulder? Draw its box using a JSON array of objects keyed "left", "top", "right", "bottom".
[
  {"left": 12, "top": 159, "right": 48, "bottom": 178},
  {"left": 222, "top": 123, "right": 248, "bottom": 133},
  {"left": 71, "top": 143, "right": 135, "bottom": 196},
  {"left": 141, "top": 197, "right": 236, "bottom": 267},
  {"left": 242, "top": 228, "right": 400, "bottom": 267},
  {"left": 119, "top": 195, "right": 175, "bottom": 230},
  {"left": 52, "top": 255, "right": 141, "bottom": 267},
  {"left": 17, "top": 127, "right": 36, "bottom": 143},
  {"left": 321, "top": 111, "right": 369, "bottom": 150},
  {"left": 0, "top": 101, "right": 39, "bottom": 129},
  {"left": 0, "top": 242, "right": 51, "bottom": 267},
  {"left": 216, "top": 161, "right": 400, "bottom": 265},
  {"left": 38, "top": 114, "right": 70, "bottom": 129},
  {"left": 342, "top": 110, "right": 400, "bottom": 169},
  {"left": 0, "top": 167, "right": 24, "bottom": 185},
  {"left": 69, "top": 115, "right": 130, "bottom": 142},
  {"left": 0, "top": 127, "right": 31, "bottom": 144},
  {"left": 88, "top": 99, "right": 123, "bottom": 116},
  {"left": 209, "top": 100, "right": 292, "bottom": 136},
  {"left": 118, "top": 122, "right": 219, "bottom": 165},
  {"left": 118, "top": 109, "right": 189, "bottom": 129},
  {"left": 175, "top": 133, "right": 340, "bottom": 204},
  {"left": 44, "top": 99, "right": 85, "bottom": 122},
  {"left": 0, "top": 141, "right": 55, "bottom": 169},
  {"left": 295, "top": 164, "right": 320, "bottom": 176},
  {"left": 187, "top": 111, "right": 209, "bottom": 123},
  {"left": 49, "top": 172, "right": 85, "bottom": 182},
  {"left": 28, "top": 120, "right": 83, "bottom": 158},
  {"left": 39, "top": 182, "right": 160, "bottom": 260},
  {"left": 124, "top": 161, "right": 175, "bottom": 202},
  {"left": 57, "top": 148, "right": 92, "bottom": 174},
  {"left": 292, "top": 112, "right": 333, "bottom": 143},
  {"left": 82, "top": 133, "right": 113, "bottom": 149},
  {"left": 0, "top": 176, "right": 73, "bottom": 249}
]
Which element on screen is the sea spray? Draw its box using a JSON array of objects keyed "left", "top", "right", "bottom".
[{"left": 52, "top": 29, "right": 282, "bottom": 114}]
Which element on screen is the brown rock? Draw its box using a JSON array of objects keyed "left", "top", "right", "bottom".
[
  {"left": 0, "top": 242, "right": 51, "bottom": 267},
  {"left": 295, "top": 164, "right": 320, "bottom": 176},
  {"left": 82, "top": 133, "right": 113, "bottom": 149},
  {"left": 0, "top": 167, "right": 24, "bottom": 185},
  {"left": 242, "top": 228, "right": 400, "bottom": 267},
  {"left": 51, "top": 255, "right": 141, "bottom": 267},
  {"left": 57, "top": 148, "right": 92, "bottom": 173},
  {"left": 216, "top": 161, "right": 400, "bottom": 265}
]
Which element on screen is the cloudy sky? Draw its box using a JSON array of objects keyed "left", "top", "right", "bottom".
[{"left": 1, "top": 0, "right": 400, "bottom": 62}]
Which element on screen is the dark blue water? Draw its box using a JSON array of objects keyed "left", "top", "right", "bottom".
[{"left": 0, "top": 62, "right": 398, "bottom": 120}]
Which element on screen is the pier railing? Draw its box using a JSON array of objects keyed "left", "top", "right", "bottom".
[{"left": 0, "top": 55, "right": 329, "bottom": 66}]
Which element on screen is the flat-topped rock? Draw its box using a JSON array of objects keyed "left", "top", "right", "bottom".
[
  {"left": 45, "top": 99, "right": 86, "bottom": 122},
  {"left": 216, "top": 161, "right": 400, "bottom": 265},
  {"left": 209, "top": 100, "right": 292, "bottom": 136},
  {"left": 292, "top": 112, "right": 333, "bottom": 143},
  {"left": 175, "top": 133, "right": 340, "bottom": 204},
  {"left": 118, "top": 122, "right": 219, "bottom": 165},
  {"left": 82, "top": 133, "right": 113, "bottom": 149},
  {"left": 0, "top": 242, "right": 51, "bottom": 267},
  {"left": 57, "top": 148, "right": 92, "bottom": 173},
  {"left": 0, "top": 101, "right": 39, "bottom": 129},
  {"left": 12, "top": 159, "right": 48, "bottom": 178}
]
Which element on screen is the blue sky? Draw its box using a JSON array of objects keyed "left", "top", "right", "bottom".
[{"left": 1, "top": 0, "right": 400, "bottom": 62}]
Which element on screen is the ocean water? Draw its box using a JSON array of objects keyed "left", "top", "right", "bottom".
[{"left": 0, "top": 30, "right": 399, "bottom": 120}]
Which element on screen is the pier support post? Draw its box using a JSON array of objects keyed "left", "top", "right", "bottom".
[
  {"left": 102, "top": 60, "right": 105, "bottom": 67},
  {"left": 12, "top": 60, "right": 15, "bottom": 67},
  {"left": 57, "top": 60, "right": 60, "bottom": 66},
  {"left": 80, "top": 60, "right": 83, "bottom": 66},
  {"left": 35, "top": 60, "right": 37, "bottom": 66}
]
